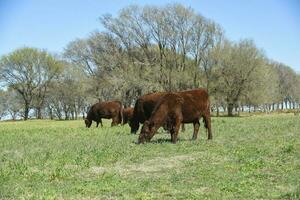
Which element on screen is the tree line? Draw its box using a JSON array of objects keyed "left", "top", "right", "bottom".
[{"left": 0, "top": 3, "right": 299, "bottom": 120}]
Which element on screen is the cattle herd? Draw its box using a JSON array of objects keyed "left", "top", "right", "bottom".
[{"left": 84, "top": 88, "right": 212, "bottom": 144}]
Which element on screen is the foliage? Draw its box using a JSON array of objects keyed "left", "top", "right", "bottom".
[
  {"left": 1, "top": 4, "right": 300, "bottom": 120},
  {"left": 0, "top": 48, "right": 63, "bottom": 120}
]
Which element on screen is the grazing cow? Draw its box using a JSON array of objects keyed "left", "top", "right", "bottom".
[
  {"left": 130, "top": 92, "right": 165, "bottom": 134},
  {"left": 122, "top": 107, "right": 134, "bottom": 125},
  {"left": 130, "top": 92, "right": 185, "bottom": 134},
  {"left": 137, "top": 88, "right": 212, "bottom": 144},
  {"left": 85, "top": 101, "right": 123, "bottom": 128}
]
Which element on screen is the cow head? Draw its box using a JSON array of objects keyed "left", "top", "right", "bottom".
[
  {"left": 129, "top": 120, "right": 139, "bottom": 134},
  {"left": 137, "top": 120, "right": 154, "bottom": 144},
  {"left": 84, "top": 118, "right": 92, "bottom": 128}
]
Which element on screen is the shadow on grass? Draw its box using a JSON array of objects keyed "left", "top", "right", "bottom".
[{"left": 133, "top": 137, "right": 192, "bottom": 145}]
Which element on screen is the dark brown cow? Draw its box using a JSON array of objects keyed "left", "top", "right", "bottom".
[
  {"left": 122, "top": 107, "right": 134, "bottom": 125},
  {"left": 137, "top": 88, "right": 212, "bottom": 143},
  {"left": 130, "top": 92, "right": 186, "bottom": 134},
  {"left": 130, "top": 92, "right": 165, "bottom": 134},
  {"left": 85, "top": 101, "right": 123, "bottom": 128}
]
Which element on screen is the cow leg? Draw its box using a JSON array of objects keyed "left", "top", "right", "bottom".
[
  {"left": 181, "top": 123, "right": 185, "bottom": 132},
  {"left": 100, "top": 119, "right": 103, "bottom": 127},
  {"left": 170, "top": 131, "right": 176, "bottom": 143},
  {"left": 96, "top": 121, "right": 99, "bottom": 128},
  {"left": 130, "top": 120, "right": 139, "bottom": 134},
  {"left": 171, "top": 118, "right": 181, "bottom": 144},
  {"left": 122, "top": 117, "right": 126, "bottom": 125},
  {"left": 192, "top": 121, "right": 200, "bottom": 140},
  {"left": 203, "top": 113, "right": 212, "bottom": 140},
  {"left": 111, "top": 117, "right": 117, "bottom": 127}
]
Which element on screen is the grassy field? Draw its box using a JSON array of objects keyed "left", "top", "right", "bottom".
[{"left": 0, "top": 114, "right": 299, "bottom": 199}]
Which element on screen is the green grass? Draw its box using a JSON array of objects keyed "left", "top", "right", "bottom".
[{"left": 0, "top": 114, "right": 300, "bottom": 199}]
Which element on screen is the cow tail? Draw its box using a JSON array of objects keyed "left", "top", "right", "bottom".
[
  {"left": 120, "top": 108, "right": 123, "bottom": 124},
  {"left": 130, "top": 99, "right": 143, "bottom": 134},
  {"left": 201, "top": 94, "right": 210, "bottom": 129},
  {"left": 203, "top": 118, "right": 208, "bottom": 129},
  {"left": 203, "top": 97, "right": 211, "bottom": 129},
  {"left": 119, "top": 102, "right": 123, "bottom": 124}
]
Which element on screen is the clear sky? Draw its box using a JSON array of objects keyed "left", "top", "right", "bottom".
[{"left": 0, "top": 0, "right": 299, "bottom": 72}]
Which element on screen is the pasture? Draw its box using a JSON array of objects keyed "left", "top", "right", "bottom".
[{"left": 0, "top": 114, "right": 299, "bottom": 199}]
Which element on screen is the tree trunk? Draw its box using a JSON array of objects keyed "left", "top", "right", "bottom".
[
  {"left": 227, "top": 103, "right": 234, "bottom": 116},
  {"left": 37, "top": 107, "right": 42, "bottom": 119},
  {"left": 24, "top": 103, "right": 30, "bottom": 120},
  {"left": 293, "top": 102, "right": 296, "bottom": 109},
  {"left": 285, "top": 100, "right": 288, "bottom": 109},
  {"left": 49, "top": 107, "right": 53, "bottom": 120},
  {"left": 71, "top": 111, "right": 75, "bottom": 120},
  {"left": 65, "top": 111, "right": 69, "bottom": 120}
]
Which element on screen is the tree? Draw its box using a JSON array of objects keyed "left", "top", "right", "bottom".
[
  {"left": 213, "top": 39, "right": 265, "bottom": 116},
  {"left": 99, "top": 4, "right": 224, "bottom": 93},
  {"left": 2, "top": 89, "right": 23, "bottom": 120},
  {"left": 0, "top": 48, "right": 63, "bottom": 120},
  {"left": 241, "top": 61, "right": 280, "bottom": 112},
  {"left": 274, "top": 63, "right": 298, "bottom": 109},
  {"left": 295, "top": 75, "right": 300, "bottom": 108},
  {"left": 0, "top": 90, "right": 6, "bottom": 120},
  {"left": 46, "top": 62, "right": 92, "bottom": 120},
  {"left": 64, "top": 39, "right": 97, "bottom": 77}
]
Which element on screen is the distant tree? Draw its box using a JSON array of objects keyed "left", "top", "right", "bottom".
[
  {"left": 0, "top": 90, "right": 6, "bottom": 120},
  {"left": 63, "top": 4, "right": 300, "bottom": 116},
  {"left": 296, "top": 75, "right": 300, "bottom": 108},
  {"left": 100, "top": 4, "right": 223, "bottom": 93},
  {"left": 241, "top": 61, "right": 281, "bottom": 112},
  {"left": 64, "top": 39, "right": 97, "bottom": 77},
  {"left": 213, "top": 39, "right": 265, "bottom": 116},
  {"left": 274, "top": 63, "right": 298, "bottom": 109},
  {"left": 0, "top": 48, "right": 63, "bottom": 120},
  {"left": 46, "top": 62, "right": 92, "bottom": 120},
  {"left": 2, "top": 89, "right": 23, "bottom": 120}
]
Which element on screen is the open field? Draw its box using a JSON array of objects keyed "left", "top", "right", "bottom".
[{"left": 0, "top": 114, "right": 299, "bottom": 199}]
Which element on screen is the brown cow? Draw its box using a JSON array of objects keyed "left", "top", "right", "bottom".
[
  {"left": 122, "top": 107, "right": 134, "bottom": 125},
  {"left": 137, "top": 88, "right": 212, "bottom": 143},
  {"left": 130, "top": 92, "right": 165, "bottom": 134},
  {"left": 130, "top": 92, "right": 185, "bottom": 134},
  {"left": 85, "top": 101, "right": 123, "bottom": 128}
]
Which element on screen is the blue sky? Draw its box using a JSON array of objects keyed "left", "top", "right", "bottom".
[{"left": 0, "top": 0, "right": 299, "bottom": 72}]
